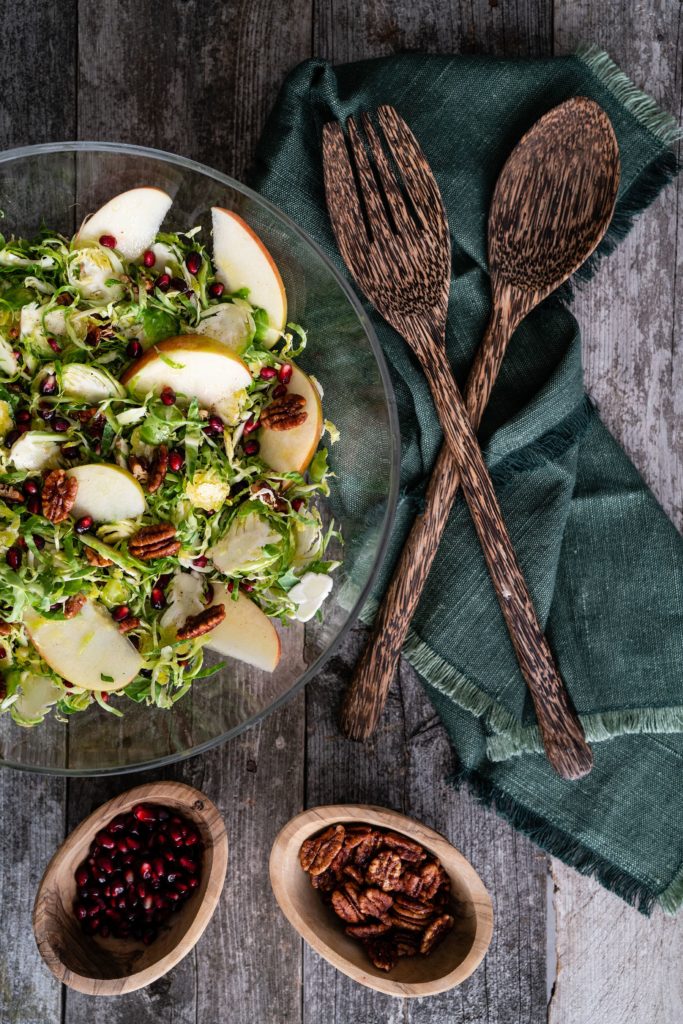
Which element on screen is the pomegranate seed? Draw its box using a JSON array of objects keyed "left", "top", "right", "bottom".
[
  {"left": 168, "top": 826, "right": 184, "bottom": 845},
  {"left": 166, "top": 889, "right": 181, "bottom": 903},
  {"left": 52, "top": 417, "right": 70, "bottom": 432},
  {"left": 127, "top": 339, "right": 143, "bottom": 359},
  {"left": 184, "top": 830, "right": 199, "bottom": 846},
  {"left": 175, "top": 880, "right": 189, "bottom": 893},
  {"left": 47, "top": 336, "right": 61, "bottom": 353},
  {"left": 208, "top": 281, "right": 224, "bottom": 298},
  {"left": 123, "top": 868, "right": 135, "bottom": 886},
  {"left": 188, "top": 875, "right": 200, "bottom": 889},
  {"left": 22, "top": 480, "right": 38, "bottom": 496},
  {"left": 259, "top": 366, "right": 277, "bottom": 380},
  {"left": 178, "top": 856, "right": 198, "bottom": 873},
  {"left": 168, "top": 449, "right": 183, "bottom": 472},
  {"left": 75, "top": 867, "right": 89, "bottom": 887},
  {"left": 33, "top": 534, "right": 46, "bottom": 550},
  {"left": 142, "top": 894, "right": 153, "bottom": 911},
  {"left": 152, "top": 857, "right": 165, "bottom": 877},
  {"left": 204, "top": 415, "right": 223, "bottom": 437},
  {"left": 40, "top": 374, "right": 57, "bottom": 396},
  {"left": 139, "top": 862, "right": 153, "bottom": 880},
  {"left": 243, "top": 439, "right": 260, "bottom": 457},
  {"left": 95, "top": 830, "right": 115, "bottom": 849},
  {"left": 156, "top": 273, "right": 171, "bottom": 291},
  {"left": 163, "top": 849, "right": 176, "bottom": 863},
  {"left": 243, "top": 415, "right": 258, "bottom": 434},
  {"left": 75, "top": 516, "right": 93, "bottom": 534},
  {"left": 278, "top": 363, "right": 293, "bottom": 384},
  {"left": 240, "top": 581, "right": 255, "bottom": 593},
  {"left": 17, "top": 423, "right": 30, "bottom": 435},
  {"left": 227, "top": 581, "right": 235, "bottom": 593},
  {"left": 150, "top": 587, "right": 165, "bottom": 610},
  {"left": 6, "top": 547, "right": 21, "bottom": 570},
  {"left": 16, "top": 409, "right": 31, "bottom": 424},
  {"left": 142, "top": 249, "right": 156, "bottom": 267},
  {"left": 111, "top": 880, "right": 125, "bottom": 898},
  {"left": 74, "top": 902, "right": 88, "bottom": 921},
  {"left": 103, "top": 884, "right": 112, "bottom": 898},
  {"left": 170, "top": 276, "right": 186, "bottom": 292},
  {"left": 185, "top": 251, "right": 202, "bottom": 275},
  {"left": 27, "top": 495, "right": 41, "bottom": 515},
  {"left": 112, "top": 605, "right": 129, "bottom": 622},
  {"left": 96, "top": 856, "right": 114, "bottom": 875},
  {"left": 39, "top": 403, "right": 54, "bottom": 421},
  {"left": 272, "top": 383, "right": 287, "bottom": 399},
  {"left": 156, "top": 573, "right": 173, "bottom": 589},
  {"left": 292, "top": 497, "right": 305, "bottom": 512},
  {"left": 134, "top": 803, "right": 158, "bottom": 823},
  {"left": 204, "top": 583, "right": 214, "bottom": 605},
  {"left": 160, "top": 387, "right": 175, "bottom": 406},
  {"left": 193, "top": 555, "right": 207, "bottom": 568},
  {"left": 99, "top": 234, "right": 116, "bottom": 249},
  {"left": 5, "top": 429, "right": 20, "bottom": 447}
]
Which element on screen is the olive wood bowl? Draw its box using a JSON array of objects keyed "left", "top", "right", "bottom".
[
  {"left": 269, "top": 804, "right": 493, "bottom": 997},
  {"left": 33, "top": 781, "right": 228, "bottom": 995}
]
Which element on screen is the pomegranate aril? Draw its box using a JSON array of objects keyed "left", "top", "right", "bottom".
[
  {"left": 160, "top": 387, "right": 175, "bottom": 406},
  {"left": 111, "top": 605, "right": 129, "bottom": 623},
  {"left": 187, "top": 875, "right": 200, "bottom": 890},
  {"left": 169, "top": 449, "right": 184, "bottom": 472},
  {"left": 240, "top": 581, "right": 255, "bottom": 593},
  {"left": 137, "top": 881, "right": 148, "bottom": 899},
  {"left": 134, "top": 803, "right": 157, "bottom": 823},
  {"left": 33, "top": 534, "right": 46, "bottom": 550},
  {"left": 170, "top": 276, "right": 186, "bottom": 292},
  {"left": 208, "top": 281, "right": 224, "bottom": 298},
  {"left": 39, "top": 373, "right": 57, "bottom": 396},
  {"left": 16, "top": 409, "right": 31, "bottom": 424},
  {"left": 175, "top": 880, "right": 189, "bottom": 894},
  {"left": 156, "top": 272, "right": 171, "bottom": 292},
  {"left": 243, "top": 415, "right": 258, "bottom": 434},
  {"left": 127, "top": 339, "right": 143, "bottom": 359},
  {"left": 75, "top": 516, "right": 93, "bottom": 534},
  {"left": 151, "top": 587, "right": 165, "bottom": 610},
  {"left": 142, "top": 249, "right": 156, "bottom": 267},
  {"left": 169, "top": 826, "right": 184, "bottom": 845},
  {"left": 243, "top": 439, "right": 260, "bottom": 457},
  {"left": 207, "top": 415, "right": 224, "bottom": 435},
  {"left": 259, "top": 365, "right": 277, "bottom": 380},
  {"left": 152, "top": 856, "right": 165, "bottom": 877},
  {"left": 272, "top": 383, "right": 287, "bottom": 399},
  {"left": 124, "top": 867, "right": 135, "bottom": 886},
  {"left": 75, "top": 867, "right": 89, "bottom": 887},
  {"left": 47, "top": 336, "right": 61, "bottom": 353},
  {"left": 179, "top": 856, "right": 198, "bottom": 873},
  {"left": 139, "top": 861, "right": 153, "bottom": 880},
  {"left": 52, "top": 417, "right": 70, "bottom": 432},
  {"left": 6, "top": 547, "right": 22, "bottom": 571},
  {"left": 278, "top": 362, "right": 293, "bottom": 384},
  {"left": 292, "top": 497, "right": 305, "bottom": 512},
  {"left": 74, "top": 902, "right": 88, "bottom": 921},
  {"left": 27, "top": 495, "right": 41, "bottom": 515},
  {"left": 96, "top": 856, "right": 114, "bottom": 875},
  {"left": 22, "top": 479, "right": 39, "bottom": 496},
  {"left": 184, "top": 830, "right": 199, "bottom": 846},
  {"left": 192, "top": 555, "right": 207, "bottom": 568},
  {"left": 142, "top": 894, "right": 154, "bottom": 911},
  {"left": 153, "top": 893, "right": 168, "bottom": 910},
  {"left": 185, "top": 251, "right": 202, "bottom": 275},
  {"left": 166, "top": 889, "right": 181, "bottom": 903},
  {"left": 125, "top": 835, "right": 141, "bottom": 851},
  {"left": 95, "top": 829, "right": 115, "bottom": 848},
  {"left": 38, "top": 403, "right": 54, "bottom": 421},
  {"left": 99, "top": 234, "right": 116, "bottom": 249}
]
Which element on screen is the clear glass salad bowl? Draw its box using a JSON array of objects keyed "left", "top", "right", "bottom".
[{"left": 0, "top": 142, "right": 399, "bottom": 775}]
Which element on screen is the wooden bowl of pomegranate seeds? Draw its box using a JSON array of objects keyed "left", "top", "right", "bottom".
[
  {"left": 32, "top": 781, "right": 228, "bottom": 995},
  {"left": 270, "top": 804, "right": 493, "bottom": 997}
]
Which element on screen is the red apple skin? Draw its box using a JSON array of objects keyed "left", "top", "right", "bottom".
[{"left": 120, "top": 335, "right": 251, "bottom": 387}]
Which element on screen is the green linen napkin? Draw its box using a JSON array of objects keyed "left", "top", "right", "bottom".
[{"left": 250, "top": 48, "right": 683, "bottom": 913}]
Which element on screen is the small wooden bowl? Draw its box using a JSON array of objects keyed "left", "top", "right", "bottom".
[
  {"left": 33, "top": 781, "right": 228, "bottom": 996},
  {"left": 269, "top": 804, "right": 493, "bottom": 998}
]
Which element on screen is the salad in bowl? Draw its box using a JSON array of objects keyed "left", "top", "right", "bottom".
[{"left": 0, "top": 187, "right": 339, "bottom": 727}]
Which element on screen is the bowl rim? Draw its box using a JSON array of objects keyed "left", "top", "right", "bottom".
[
  {"left": 32, "top": 780, "right": 228, "bottom": 995},
  {"left": 0, "top": 140, "right": 401, "bottom": 776},
  {"left": 269, "top": 803, "right": 494, "bottom": 998}
]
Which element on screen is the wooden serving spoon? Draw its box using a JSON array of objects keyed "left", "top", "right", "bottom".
[{"left": 338, "top": 98, "right": 620, "bottom": 757}]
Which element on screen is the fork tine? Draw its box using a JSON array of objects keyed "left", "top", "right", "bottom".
[
  {"left": 376, "top": 105, "right": 447, "bottom": 231},
  {"left": 321, "top": 120, "right": 369, "bottom": 256},
  {"left": 360, "top": 112, "right": 413, "bottom": 232},
  {"left": 346, "top": 117, "right": 393, "bottom": 241}
]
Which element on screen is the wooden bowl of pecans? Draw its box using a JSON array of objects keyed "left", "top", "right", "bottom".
[
  {"left": 32, "top": 781, "right": 228, "bottom": 995},
  {"left": 269, "top": 804, "right": 493, "bottom": 997}
]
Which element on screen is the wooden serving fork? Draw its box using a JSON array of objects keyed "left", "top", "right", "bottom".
[{"left": 322, "top": 105, "right": 594, "bottom": 780}]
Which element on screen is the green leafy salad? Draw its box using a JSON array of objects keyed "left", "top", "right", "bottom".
[{"left": 0, "top": 188, "right": 339, "bottom": 726}]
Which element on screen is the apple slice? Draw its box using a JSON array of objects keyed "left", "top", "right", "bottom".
[
  {"left": 66, "top": 464, "right": 146, "bottom": 522},
  {"left": 204, "top": 590, "right": 281, "bottom": 672},
  {"left": 121, "top": 336, "right": 252, "bottom": 422},
  {"left": 76, "top": 187, "right": 172, "bottom": 260},
  {"left": 211, "top": 207, "right": 287, "bottom": 346},
  {"left": 24, "top": 600, "right": 142, "bottom": 692},
  {"left": 258, "top": 364, "right": 323, "bottom": 474}
]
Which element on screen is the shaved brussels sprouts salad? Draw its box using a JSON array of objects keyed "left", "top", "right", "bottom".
[{"left": 0, "top": 189, "right": 339, "bottom": 727}]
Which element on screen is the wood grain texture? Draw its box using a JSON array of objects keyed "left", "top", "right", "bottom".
[
  {"left": 549, "top": 2, "right": 683, "bottom": 1021},
  {"left": 270, "top": 804, "right": 493, "bottom": 997},
  {"left": 324, "top": 104, "right": 592, "bottom": 778}
]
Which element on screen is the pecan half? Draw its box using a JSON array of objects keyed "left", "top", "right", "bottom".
[
  {"left": 147, "top": 444, "right": 168, "bottom": 494},
  {"left": 300, "top": 825, "right": 345, "bottom": 876},
  {"left": 392, "top": 895, "right": 434, "bottom": 923},
  {"left": 0, "top": 483, "right": 24, "bottom": 503},
  {"left": 363, "top": 937, "right": 397, "bottom": 972},
  {"left": 394, "top": 931, "right": 420, "bottom": 958},
  {"left": 381, "top": 831, "right": 427, "bottom": 863},
  {"left": 260, "top": 393, "right": 308, "bottom": 431},
  {"left": 343, "top": 864, "right": 365, "bottom": 885},
  {"left": 358, "top": 887, "right": 393, "bottom": 919},
  {"left": 342, "top": 824, "right": 374, "bottom": 850},
  {"left": 64, "top": 594, "right": 86, "bottom": 618},
  {"left": 128, "top": 454, "right": 149, "bottom": 485},
  {"left": 118, "top": 616, "right": 141, "bottom": 634},
  {"left": 331, "top": 882, "right": 365, "bottom": 924},
  {"left": 346, "top": 920, "right": 392, "bottom": 939},
  {"left": 352, "top": 832, "right": 382, "bottom": 867},
  {"left": 84, "top": 545, "right": 113, "bottom": 567},
  {"left": 420, "top": 860, "right": 449, "bottom": 901},
  {"left": 310, "top": 869, "right": 336, "bottom": 894},
  {"left": 129, "top": 523, "right": 180, "bottom": 561},
  {"left": 419, "top": 913, "right": 454, "bottom": 955},
  {"left": 327, "top": 845, "right": 350, "bottom": 880},
  {"left": 42, "top": 469, "right": 78, "bottom": 523},
  {"left": 399, "top": 871, "right": 424, "bottom": 899},
  {"left": 366, "top": 851, "right": 403, "bottom": 892},
  {"left": 176, "top": 604, "right": 225, "bottom": 640}
]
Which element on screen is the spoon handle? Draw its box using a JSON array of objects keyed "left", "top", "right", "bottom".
[
  {"left": 410, "top": 320, "right": 593, "bottom": 781},
  {"left": 340, "top": 307, "right": 512, "bottom": 741}
]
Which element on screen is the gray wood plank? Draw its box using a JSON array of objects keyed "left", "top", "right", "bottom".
[
  {"left": 0, "top": 3, "right": 77, "bottom": 1022},
  {"left": 550, "top": 4, "right": 683, "bottom": 1022}
]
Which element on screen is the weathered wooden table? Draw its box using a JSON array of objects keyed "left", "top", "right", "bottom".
[{"left": 0, "top": 2, "right": 680, "bottom": 1022}]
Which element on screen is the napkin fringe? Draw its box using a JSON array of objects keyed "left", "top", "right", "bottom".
[
  {"left": 452, "top": 766, "right": 659, "bottom": 914},
  {"left": 659, "top": 862, "right": 683, "bottom": 915}
]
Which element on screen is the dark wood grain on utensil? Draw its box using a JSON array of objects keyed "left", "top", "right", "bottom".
[
  {"left": 324, "top": 103, "right": 601, "bottom": 779},
  {"left": 339, "top": 98, "right": 620, "bottom": 748}
]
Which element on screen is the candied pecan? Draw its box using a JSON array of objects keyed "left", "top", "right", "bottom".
[
  {"left": 0, "top": 622, "right": 14, "bottom": 636},
  {"left": 0, "top": 483, "right": 24, "bottom": 503},
  {"left": 352, "top": 832, "right": 382, "bottom": 867},
  {"left": 63, "top": 594, "right": 86, "bottom": 618},
  {"left": 366, "top": 851, "right": 403, "bottom": 892},
  {"left": 327, "top": 845, "right": 350, "bottom": 880},
  {"left": 42, "top": 469, "right": 78, "bottom": 523},
  {"left": 72, "top": 407, "right": 98, "bottom": 423},
  {"left": 399, "top": 871, "right": 424, "bottom": 899},
  {"left": 346, "top": 920, "right": 391, "bottom": 939},
  {"left": 419, "top": 913, "right": 454, "bottom": 955},
  {"left": 83, "top": 545, "right": 112, "bottom": 567},
  {"left": 392, "top": 895, "right": 434, "bottom": 922},
  {"left": 147, "top": 444, "right": 168, "bottom": 494},
  {"left": 342, "top": 824, "right": 374, "bottom": 850},
  {"left": 177, "top": 604, "right": 225, "bottom": 640},
  {"left": 364, "top": 937, "right": 397, "bottom": 972},
  {"left": 358, "top": 887, "right": 393, "bottom": 919},
  {"left": 260, "top": 393, "right": 308, "bottom": 431},
  {"left": 128, "top": 454, "right": 149, "bottom": 485},
  {"left": 394, "top": 932, "right": 420, "bottom": 958},
  {"left": 420, "top": 860, "right": 449, "bottom": 901},
  {"left": 129, "top": 522, "right": 180, "bottom": 561},
  {"left": 300, "top": 825, "right": 345, "bottom": 876},
  {"left": 118, "top": 616, "right": 141, "bottom": 634},
  {"left": 331, "top": 882, "right": 365, "bottom": 924},
  {"left": 310, "top": 869, "right": 336, "bottom": 894},
  {"left": 381, "top": 831, "right": 427, "bottom": 863},
  {"left": 343, "top": 864, "right": 365, "bottom": 885}
]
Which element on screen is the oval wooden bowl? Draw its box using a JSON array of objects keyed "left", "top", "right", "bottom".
[
  {"left": 269, "top": 804, "right": 493, "bottom": 998},
  {"left": 33, "top": 781, "right": 228, "bottom": 996}
]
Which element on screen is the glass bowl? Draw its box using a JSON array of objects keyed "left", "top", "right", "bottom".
[{"left": 0, "top": 142, "right": 399, "bottom": 775}]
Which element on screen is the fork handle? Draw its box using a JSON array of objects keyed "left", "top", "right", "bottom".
[
  {"left": 411, "top": 320, "right": 593, "bottom": 780},
  {"left": 340, "top": 307, "right": 512, "bottom": 741}
]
